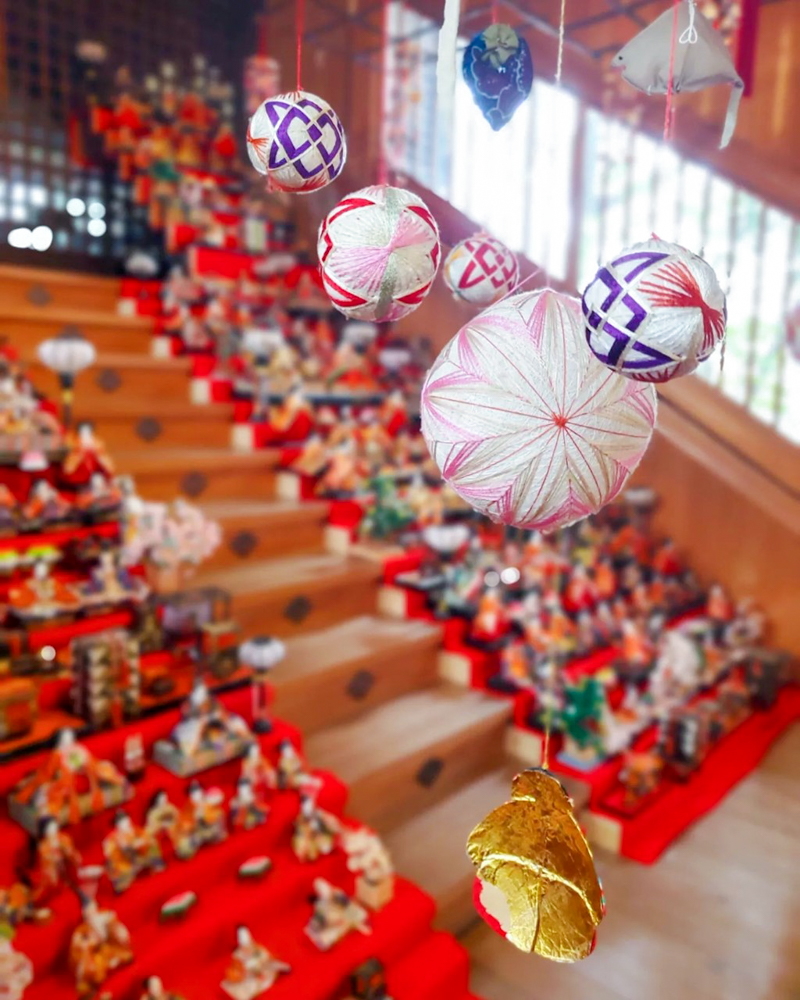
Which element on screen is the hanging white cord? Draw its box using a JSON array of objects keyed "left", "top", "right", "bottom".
[
  {"left": 555, "top": 0, "right": 567, "bottom": 85},
  {"left": 679, "top": 0, "right": 698, "bottom": 44}
]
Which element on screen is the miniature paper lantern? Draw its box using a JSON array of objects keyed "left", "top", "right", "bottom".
[
  {"left": 463, "top": 24, "right": 534, "bottom": 130},
  {"left": 582, "top": 237, "right": 726, "bottom": 382},
  {"left": 444, "top": 235, "right": 519, "bottom": 306},
  {"left": 421, "top": 288, "right": 657, "bottom": 532},
  {"left": 246, "top": 90, "right": 346, "bottom": 194},
  {"left": 317, "top": 185, "right": 440, "bottom": 322}
]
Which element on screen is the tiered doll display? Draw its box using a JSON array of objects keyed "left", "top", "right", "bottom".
[
  {"left": 0, "top": 349, "right": 235, "bottom": 757},
  {"left": 386, "top": 488, "right": 793, "bottom": 857}
]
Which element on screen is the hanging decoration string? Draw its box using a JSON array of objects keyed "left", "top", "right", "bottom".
[
  {"left": 491, "top": 0, "right": 499, "bottom": 25},
  {"left": 555, "top": 0, "right": 567, "bottom": 86},
  {"left": 378, "top": 0, "right": 391, "bottom": 185},
  {"left": 435, "top": 0, "right": 461, "bottom": 147},
  {"left": 296, "top": 0, "right": 306, "bottom": 91},
  {"left": 663, "top": 0, "right": 681, "bottom": 139}
]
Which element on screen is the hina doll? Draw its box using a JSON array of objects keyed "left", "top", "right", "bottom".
[
  {"left": 0, "top": 935, "right": 33, "bottom": 1000},
  {"left": 75, "top": 473, "right": 123, "bottom": 523},
  {"left": 0, "top": 881, "right": 51, "bottom": 926},
  {"left": 0, "top": 484, "right": 19, "bottom": 535},
  {"left": 292, "top": 793, "right": 340, "bottom": 862},
  {"left": 69, "top": 899, "right": 133, "bottom": 999},
  {"left": 563, "top": 564, "right": 597, "bottom": 612},
  {"left": 305, "top": 879, "right": 371, "bottom": 951},
  {"left": 140, "top": 975, "right": 186, "bottom": 1000},
  {"left": 378, "top": 389, "right": 408, "bottom": 438},
  {"left": 229, "top": 778, "right": 268, "bottom": 831},
  {"left": 145, "top": 790, "right": 181, "bottom": 854},
  {"left": 61, "top": 422, "right": 115, "bottom": 485},
  {"left": 470, "top": 585, "right": 506, "bottom": 642},
  {"left": 289, "top": 434, "right": 329, "bottom": 478},
  {"left": 33, "top": 817, "right": 82, "bottom": 902},
  {"left": 618, "top": 618, "right": 656, "bottom": 682},
  {"left": 652, "top": 537, "right": 681, "bottom": 578},
  {"left": 269, "top": 384, "right": 313, "bottom": 438},
  {"left": 241, "top": 744, "right": 277, "bottom": 796},
  {"left": 340, "top": 828, "right": 395, "bottom": 910},
  {"left": 592, "top": 555, "right": 617, "bottom": 602},
  {"left": 102, "top": 811, "right": 164, "bottom": 893},
  {"left": 707, "top": 583, "right": 735, "bottom": 641},
  {"left": 187, "top": 782, "right": 228, "bottom": 848},
  {"left": 20, "top": 480, "right": 74, "bottom": 530},
  {"left": 221, "top": 926, "right": 291, "bottom": 1000},
  {"left": 275, "top": 739, "right": 310, "bottom": 790},
  {"left": 9, "top": 559, "right": 81, "bottom": 620}
]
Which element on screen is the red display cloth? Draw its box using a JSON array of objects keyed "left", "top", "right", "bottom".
[
  {"left": 594, "top": 685, "right": 800, "bottom": 863},
  {"left": 382, "top": 550, "right": 423, "bottom": 585},
  {"left": 328, "top": 499, "right": 364, "bottom": 533},
  {"left": 388, "top": 930, "right": 470, "bottom": 1000},
  {"left": 0, "top": 467, "right": 58, "bottom": 502},
  {"left": 189, "top": 246, "right": 260, "bottom": 281}
]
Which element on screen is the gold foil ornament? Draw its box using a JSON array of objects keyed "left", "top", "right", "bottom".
[{"left": 466, "top": 768, "right": 605, "bottom": 961}]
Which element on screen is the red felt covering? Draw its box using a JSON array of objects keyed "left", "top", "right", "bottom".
[
  {"left": 327, "top": 500, "right": 365, "bottom": 533},
  {"left": 388, "top": 930, "right": 470, "bottom": 1000},
  {"left": 209, "top": 377, "right": 233, "bottom": 402},
  {"left": 382, "top": 550, "right": 423, "bottom": 585},
  {"left": 189, "top": 246, "right": 261, "bottom": 281}
]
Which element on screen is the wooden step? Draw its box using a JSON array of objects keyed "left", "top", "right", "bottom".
[
  {"left": 29, "top": 353, "right": 191, "bottom": 404},
  {"left": 196, "top": 552, "right": 381, "bottom": 637},
  {"left": 5, "top": 307, "right": 153, "bottom": 357},
  {"left": 199, "top": 498, "right": 329, "bottom": 569},
  {"left": 0, "top": 264, "right": 120, "bottom": 312},
  {"left": 272, "top": 615, "right": 443, "bottom": 735},
  {"left": 305, "top": 687, "right": 512, "bottom": 832},
  {"left": 385, "top": 765, "right": 517, "bottom": 935},
  {"left": 75, "top": 400, "right": 233, "bottom": 450},
  {"left": 113, "top": 448, "right": 279, "bottom": 501}
]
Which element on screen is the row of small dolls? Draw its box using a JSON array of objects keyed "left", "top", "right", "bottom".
[
  {"left": 618, "top": 653, "right": 788, "bottom": 811},
  {"left": 3, "top": 873, "right": 380, "bottom": 1000},
  {"left": 3, "top": 552, "right": 148, "bottom": 627},
  {"left": 0, "top": 475, "right": 123, "bottom": 537}
]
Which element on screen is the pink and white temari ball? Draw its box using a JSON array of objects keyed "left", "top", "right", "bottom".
[
  {"left": 317, "top": 185, "right": 440, "bottom": 322},
  {"left": 443, "top": 235, "right": 519, "bottom": 306},
  {"left": 582, "top": 237, "right": 726, "bottom": 382},
  {"left": 246, "top": 90, "right": 346, "bottom": 193},
  {"left": 420, "top": 288, "right": 657, "bottom": 533}
]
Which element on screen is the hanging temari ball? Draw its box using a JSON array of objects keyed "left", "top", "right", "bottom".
[
  {"left": 582, "top": 237, "right": 726, "bottom": 382},
  {"left": 420, "top": 288, "right": 657, "bottom": 532},
  {"left": 463, "top": 24, "right": 534, "bottom": 131},
  {"left": 444, "top": 235, "right": 519, "bottom": 306},
  {"left": 317, "top": 185, "right": 441, "bottom": 322},
  {"left": 246, "top": 90, "right": 346, "bottom": 193}
]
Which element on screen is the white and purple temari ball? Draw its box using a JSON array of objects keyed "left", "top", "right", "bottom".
[
  {"left": 582, "top": 237, "right": 726, "bottom": 382},
  {"left": 246, "top": 90, "right": 346, "bottom": 194},
  {"left": 443, "top": 235, "right": 519, "bottom": 306},
  {"left": 317, "top": 185, "right": 440, "bottom": 323},
  {"left": 421, "top": 288, "right": 657, "bottom": 533}
]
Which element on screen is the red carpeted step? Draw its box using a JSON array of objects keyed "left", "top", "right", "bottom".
[
  {"left": 171, "top": 876, "right": 437, "bottom": 1000},
  {"left": 387, "top": 929, "right": 471, "bottom": 1000},
  {"left": 14, "top": 774, "right": 347, "bottom": 980}
]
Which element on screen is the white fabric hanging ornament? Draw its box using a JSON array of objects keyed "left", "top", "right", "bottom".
[
  {"left": 420, "top": 288, "right": 657, "bottom": 532},
  {"left": 444, "top": 235, "right": 519, "bottom": 306},
  {"left": 246, "top": 90, "right": 346, "bottom": 193},
  {"left": 582, "top": 237, "right": 726, "bottom": 382},
  {"left": 317, "top": 185, "right": 441, "bottom": 322}
]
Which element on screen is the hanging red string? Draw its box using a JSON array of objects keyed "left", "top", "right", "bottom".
[
  {"left": 491, "top": 0, "right": 499, "bottom": 25},
  {"left": 377, "top": 0, "right": 390, "bottom": 185},
  {"left": 296, "top": 0, "right": 305, "bottom": 91},
  {"left": 663, "top": 0, "right": 680, "bottom": 140}
]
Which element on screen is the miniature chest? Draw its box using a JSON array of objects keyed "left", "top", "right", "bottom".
[{"left": 0, "top": 677, "right": 36, "bottom": 740}]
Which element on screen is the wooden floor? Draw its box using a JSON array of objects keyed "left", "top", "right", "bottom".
[{"left": 464, "top": 726, "right": 800, "bottom": 1000}]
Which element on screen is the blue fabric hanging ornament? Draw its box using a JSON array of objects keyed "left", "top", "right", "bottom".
[{"left": 462, "top": 24, "right": 534, "bottom": 131}]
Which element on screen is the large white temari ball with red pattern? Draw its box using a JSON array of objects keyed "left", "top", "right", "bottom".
[
  {"left": 444, "top": 235, "right": 519, "bottom": 306},
  {"left": 582, "top": 238, "right": 726, "bottom": 382},
  {"left": 317, "top": 185, "right": 440, "bottom": 322},
  {"left": 246, "top": 90, "right": 346, "bottom": 193},
  {"left": 420, "top": 288, "right": 657, "bottom": 532}
]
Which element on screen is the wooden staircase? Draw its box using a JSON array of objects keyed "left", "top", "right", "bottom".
[{"left": 2, "top": 263, "right": 516, "bottom": 947}]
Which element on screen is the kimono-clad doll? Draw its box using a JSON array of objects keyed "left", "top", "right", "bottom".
[
  {"left": 229, "top": 778, "right": 268, "bottom": 832},
  {"left": 69, "top": 899, "right": 133, "bottom": 999},
  {"left": 145, "top": 790, "right": 182, "bottom": 855},
  {"left": 292, "top": 793, "right": 340, "bottom": 863},
  {"left": 275, "top": 739, "right": 311, "bottom": 791},
  {"left": 33, "top": 816, "right": 82, "bottom": 903},
  {"left": 102, "top": 810, "right": 164, "bottom": 893},
  {"left": 221, "top": 926, "right": 290, "bottom": 1000}
]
